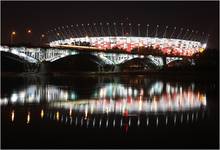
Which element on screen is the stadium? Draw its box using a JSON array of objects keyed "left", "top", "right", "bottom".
[{"left": 47, "top": 23, "right": 208, "bottom": 56}]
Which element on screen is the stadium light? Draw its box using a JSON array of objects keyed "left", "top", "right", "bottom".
[{"left": 48, "top": 23, "right": 207, "bottom": 56}]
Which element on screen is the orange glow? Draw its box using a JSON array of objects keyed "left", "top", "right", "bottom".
[
  {"left": 27, "top": 112, "right": 30, "bottom": 124},
  {"left": 123, "top": 109, "right": 128, "bottom": 117},
  {"left": 40, "top": 109, "right": 44, "bottom": 119},
  {"left": 27, "top": 29, "right": 32, "bottom": 34},
  {"left": 11, "top": 110, "right": 15, "bottom": 122},
  {"left": 199, "top": 94, "right": 207, "bottom": 106},
  {"left": 69, "top": 109, "right": 72, "bottom": 116},
  {"left": 11, "top": 31, "right": 16, "bottom": 35},
  {"left": 199, "top": 48, "right": 205, "bottom": 53},
  {"left": 56, "top": 111, "right": 60, "bottom": 121}
]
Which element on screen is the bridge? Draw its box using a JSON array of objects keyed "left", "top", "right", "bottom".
[{"left": 1, "top": 45, "right": 193, "bottom": 72}]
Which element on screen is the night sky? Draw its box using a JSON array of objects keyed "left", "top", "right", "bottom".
[{"left": 1, "top": 1, "right": 219, "bottom": 49}]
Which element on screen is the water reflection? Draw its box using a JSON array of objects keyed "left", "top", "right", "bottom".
[
  {"left": 49, "top": 82, "right": 206, "bottom": 114},
  {"left": 11, "top": 110, "right": 15, "bottom": 122},
  {"left": 2, "top": 77, "right": 208, "bottom": 130},
  {"left": 1, "top": 85, "right": 71, "bottom": 105},
  {"left": 38, "top": 110, "right": 206, "bottom": 128},
  {"left": 56, "top": 111, "right": 60, "bottom": 121},
  {"left": 41, "top": 109, "right": 44, "bottom": 119},
  {"left": 26, "top": 112, "right": 30, "bottom": 124},
  {"left": 1, "top": 81, "right": 206, "bottom": 111}
]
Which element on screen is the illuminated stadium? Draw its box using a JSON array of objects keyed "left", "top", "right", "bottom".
[{"left": 48, "top": 23, "right": 208, "bottom": 56}]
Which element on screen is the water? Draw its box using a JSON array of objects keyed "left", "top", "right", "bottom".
[{"left": 1, "top": 75, "right": 219, "bottom": 148}]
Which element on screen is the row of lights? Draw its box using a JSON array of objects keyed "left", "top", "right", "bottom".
[
  {"left": 10, "top": 29, "right": 46, "bottom": 45},
  {"left": 10, "top": 29, "right": 32, "bottom": 44}
]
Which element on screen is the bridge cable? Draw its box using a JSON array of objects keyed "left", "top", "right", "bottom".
[
  {"left": 129, "top": 23, "right": 132, "bottom": 36},
  {"left": 200, "top": 32, "right": 205, "bottom": 43},
  {"left": 203, "top": 32, "right": 207, "bottom": 43},
  {"left": 106, "top": 23, "right": 112, "bottom": 48},
  {"left": 82, "top": 24, "right": 88, "bottom": 37},
  {"left": 66, "top": 25, "right": 74, "bottom": 39},
  {"left": 59, "top": 26, "right": 66, "bottom": 40},
  {"left": 76, "top": 24, "right": 84, "bottom": 37},
  {"left": 100, "top": 22, "right": 105, "bottom": 36},
  {"left": 107, "top": 22, "right": 111, "bottom": 36},
  {"left": 80, "top": 24, "right": 85, "bottom": 36},
  {"left": 155, "top": 25, "right": 159, "bottom": 37},
  {"left": 93, "top": 23, "right": 100, "bottom": 37},
  {"left": 121, "top": 23, "right": 124, "bottom": 36},
  {"left": 57, "top": 27, "right": 65, "bottom": 40},
  {"left": 205, "top": 33, "right": 210, "bottom": 44},
  {"left": 187, "top": 30, "right": 194, "bottom": 40},
  {"left": 87, "top": 23, "right": 93, "bottom": 37},
  {"left": 113, "top": 22, "right": 117, "bottom": 36},
  {"left": 191, "top": 30, "right": 198, "bottom": 41},
  {"left": 62, "top": 26, "right": 70, "bottom": 39},
  {"left": 176, "top": 28, "right": 184, "bottom": 39},
  {"left": 163, "top": 26, "right": 168, "bottom": 38},
  {"left": 45, "top": 31, "right": 51, "bottom": 42},
  {"left": 145, "top": 24, "right": 149, "bottom": 37},
  {"left": 71, "top": 25, "right": 79, "bottom": 38},
  {"left": 170, "top": 27, "right": 176, "bottom": 39},
  {"left": 195, "top": 31, "right": 201, "bottom": 42},
  {"left": 183, "top": 29, "right": 190, "bottom": 40},
  {"left": 51, "top": 29, "right": 59, "bottom": 41},
  {"left": 138, "top": 24, "right": 141, "bottom": 37}
]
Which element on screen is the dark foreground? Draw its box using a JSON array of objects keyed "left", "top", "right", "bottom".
[{"left": 1, "top": 74, "right": 219, "bottom": 148}]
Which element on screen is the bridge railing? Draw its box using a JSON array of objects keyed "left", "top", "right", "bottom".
[
  {"left": 1, "top": 45, "right": 191, "bottom": 66},
  {"left": 0, "top": 46, "right": 39, "bottom": 63}
]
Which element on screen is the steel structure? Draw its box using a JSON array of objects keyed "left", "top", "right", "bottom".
[
  {"left": 50, "top": 36, "right": 206, "bottom": 56},
  {"left": 47, "top": 23, "right": 208, "bottom": 57},
  {"left": 1, "top": 45, "right": 184, "bottom": 66}
]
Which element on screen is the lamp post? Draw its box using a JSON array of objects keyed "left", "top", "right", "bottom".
[
  {"left": 10, "top": 31, "right": 16, "bottom": 45},
  {"left": 40, "top": 34, "right": 45, "bottom": 46}
]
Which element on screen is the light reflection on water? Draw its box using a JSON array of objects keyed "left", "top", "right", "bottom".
[
  {"left": 1, "top": 78, "right": 207, "bottom": 128},
  {"left": 1, "top": 82, "right": 206, "bottom": 108}
]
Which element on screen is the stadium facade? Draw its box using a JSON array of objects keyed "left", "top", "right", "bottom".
[{"left": 47, "top": 23, "right": 208, "bottom": 56}]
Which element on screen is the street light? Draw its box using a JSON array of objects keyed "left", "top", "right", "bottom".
[
  {"left": 27, "top": 29, "right": 32, "bottom": 34},
  {"left": 27, "top": 29, "right": 32, "bottom": 45},
  {"left": 10, "top": 31, "right": 16, "bottom": 45},
  {"left": 40, "top": 34, "right": 46, "bottom": 46}
]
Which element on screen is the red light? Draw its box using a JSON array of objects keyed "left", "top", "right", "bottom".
[{"left": 123, "top": 109, "right": 128, "bottom": 117}]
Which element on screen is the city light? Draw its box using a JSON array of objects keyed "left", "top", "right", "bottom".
[
  {"left": 2, "top": 82, "right": 207, "bottom": 114},
  {"left": 27, "top": 112, "right": 30, "bottom": 124},
  {"left": 56, "top": 111, "right": 60, "bottom": 121},
  {"left": 41, "top": 109, "right": 44, "bottom": 119},
  {"left": 27, "top": 29, "right": 32, "bottom": 34},
  {"left": 1, "top": 1, "right": 218, "bottom": 149},
  {"left": 11, "top": 31, "right": 16, "bottom": 35},
  {"left": 11, "top": 110, "right": 15, "bottom": 122},
  {"left": 49, "top": 83, "right": 207, "bottom": 114},
  {"left": 50, "top": 36, "right": 206, "bottom": 56},
  {"left": 10, "top": 31, "right": 16, "bottom": 44}
]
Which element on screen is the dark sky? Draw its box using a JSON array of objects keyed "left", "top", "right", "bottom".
[{"left": 1, "top": 1, "right": 219, "bottom": 49}]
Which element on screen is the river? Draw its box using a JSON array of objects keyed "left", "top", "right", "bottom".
[{"left": 1, "top": 75, "right": 219, "bottom": 148}]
